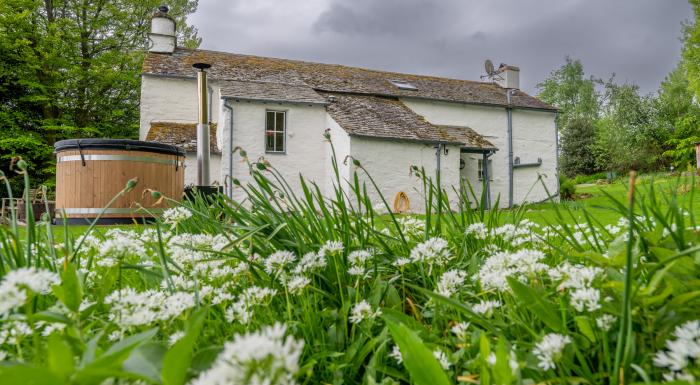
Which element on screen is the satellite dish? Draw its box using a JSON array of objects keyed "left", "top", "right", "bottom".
[{"left": 484, "top": 59, "right": 494, "bottom": 76}]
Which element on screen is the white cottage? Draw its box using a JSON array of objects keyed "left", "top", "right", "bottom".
[{"left": 140, "top": 9, "right": 559, "bottom": 210}]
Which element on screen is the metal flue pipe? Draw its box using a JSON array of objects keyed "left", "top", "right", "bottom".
[{"left": 193, "top": 62, "right": 211, "bottom": 186}]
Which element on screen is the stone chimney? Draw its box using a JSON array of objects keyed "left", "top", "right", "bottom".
[
  {"left": 495, "top": 63, "right": 520, "bottom": 90},
  {"left": 148, "top": 6, "right": 175, "bottom": 54}
]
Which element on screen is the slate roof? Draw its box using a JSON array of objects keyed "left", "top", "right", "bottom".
[
  {"left": 219, "top": 80, "right": 328, "bottom": 105},
  {"left": 324, "top": 93, "right": 496, "bottom": 150},
  {"left": 145, "top": 122, "right": 220, "bottom": 154},
  {"left": 143, "top": 48, "right": 556, "bottom": 111}
]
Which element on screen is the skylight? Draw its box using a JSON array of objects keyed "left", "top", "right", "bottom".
[{"left": 390, "top": 80, "right": 418, "bottom": 90}]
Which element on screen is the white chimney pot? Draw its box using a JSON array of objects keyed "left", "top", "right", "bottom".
[
  {"left": 496, "top": 64, "right": 520, "bottom": 90},
  {"left": 148, "top": 12, "right": 176, "bottom": 54}
]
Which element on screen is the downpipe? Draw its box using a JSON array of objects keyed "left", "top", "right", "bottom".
[
  {"left": 223, "top": 100, "right": 234, "bottom": 198},
  {"left": 506, "top": 89, "right": 514, "bottom": 208}
]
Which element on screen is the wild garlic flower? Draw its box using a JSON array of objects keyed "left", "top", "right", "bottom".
[
  {"left": 190, "top": 323, "right": 304, "bottom": 385},
  {"left": 0, "top": 321, "right": 32, "bottom": 345},
  {"left": 465, "top": 222, "right": 489, "bottom": 239},
  {"left": 436, "top": 270, "right": 467, "bottom": 297},
  {"left": 532, "top": 333, "right": 571, "bottom": 371},
  {"left": 595, "top": 314, "right": 617, "bottom": 331},
  {"left": 433, "top": 349, "right": 451, "bottom": 370},
  {"left": 550, "top": 263, "right": 604, "bottom": 313},
  {"left": 105, "top": 288, "right": 196, "bottom": 328},
  {"left": 294, "top": 252, "right": 327, "bottom": 274},
  {"left": 472, "top": 300, "right": 501, "bottom": 317},
  {"left": 393, "top": 257, "right": 412, "bottom": 268},
  {"left": 168, "top": 233, "right": 229, "bottom": 267},
  {"left": 450, "top": 322, "right": 470, "bottom": 340},
  {"left": 264, "top": 250, "right": 297, "bottom": 277},
  {"left": 285, "top": 275, "right": 310, "bottom": 294},
  {"left": 162, "top": 206, "right": 193, "bottom": 225},
  {"left": 0, "top": 268, "right": 59, "bottom": 317},
  {"left": 477, "top": 249, "right": 548, "bottom": 291},
  {"left": 349, "top": 300, "right": 381, "bottom": 324},
  {"left": 168, "top": 331, "right": 186, "bottom": 346},
  {"left": 225, "top": 286, "right": 277, "bottom": 324},
  {"left": 409, "top": 237, "right": 451, "bottom": 270},
  {"left": 319, "top": 240, "right": 344, "bottom": 255},
  {"left": 569, "top": 287, "right": 602, "bottom": 312},
  {"left": 397, "top": 217, "right": 425, "bottom": 237},
  {"left": 653, "top": 320, "right": 700, "bottom": 381},
  {"left": 347, "top": 249, "right": 374, "bottom": 279},
  {"left": 389, "top": 345, "right": 403, "bottom": 364}
]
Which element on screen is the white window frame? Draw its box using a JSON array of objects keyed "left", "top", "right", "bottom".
[
  {"left": 477, "top": 158, "right": 493, "bottom": 181},
  {"left": 265, "top": 110, "right": 287, "bottom": 154}
]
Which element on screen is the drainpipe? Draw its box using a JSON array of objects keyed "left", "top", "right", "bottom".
[
  {"left": 435, "top": 143, "right": 443, "bottom": 177},
  {"left": 193, "top": 62, "right": 211, "bottom": 186},
  {"left": 223, "top": 100, "right": 234, "bottom": 198},
  {"left": 483, "top": 150, "right": 493, "bottom": 209},
  {"left": 506, "top": 89, "right": 514, "bottom": 208},
  {"left": 554, "top": 112, "right": 560, "bottom": 201}
]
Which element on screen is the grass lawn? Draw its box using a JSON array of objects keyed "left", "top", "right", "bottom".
[
  {"left": 6, "top": 173, "right": 699, "bottom": 238},
  {"left": 522, "top": 173, "right": 700, "bottom": 225}
]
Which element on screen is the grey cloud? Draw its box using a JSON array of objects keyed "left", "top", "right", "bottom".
[{"left": 188, "top": 0, "right": 692, "bottom": 95}]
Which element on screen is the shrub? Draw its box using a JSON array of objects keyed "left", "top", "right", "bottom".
[{"left": 559, "top": 174, "right": 576, "bottom": 200}]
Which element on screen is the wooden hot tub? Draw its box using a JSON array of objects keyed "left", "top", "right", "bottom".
[{"left": 54, "top": 139, "right": 185, "bottom": 224}]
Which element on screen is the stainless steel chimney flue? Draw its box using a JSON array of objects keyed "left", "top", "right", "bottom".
[{"left": 193, "top": 62, "right": 211, "bottom": 186}]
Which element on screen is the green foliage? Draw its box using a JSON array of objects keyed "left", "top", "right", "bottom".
[
  {"left": 560, "top": 118, "right": 599, "bottom": 176},
  {"left": 559, "top": 174, "right": 576, "bottom": 200},
  {"left": 0, "top": 0, "right": 199, "bottom": 190},
  {"left": 684, "top": 0, "right": 700, "bottom": 101}
]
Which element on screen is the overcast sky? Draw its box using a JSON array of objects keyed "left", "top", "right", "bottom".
[{"left": 187, "top": 0, "right": 692, "bottom": 96}]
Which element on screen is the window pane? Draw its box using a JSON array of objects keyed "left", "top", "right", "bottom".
[
  {"left": 275, "top": 132, "right": 285, "bottom": 152},
  {"left": 276, "top": 112, "right": 285, "bottom": 132},
  {"left": 266, "top": 131, "right": 274, "bottom": 151},
  {"left": 266, "top": 112, "right": 275, "bottom": 131}
]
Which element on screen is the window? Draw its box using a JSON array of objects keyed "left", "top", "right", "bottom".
[
  {"left": 389, "top": 80, "right": 418, "bottom": 90},
  {"left": 265, "top": 110, "right": 286, "bottom": 153},
  {"left": 478, "top": 159, "right": 493, "bottom": 181}
]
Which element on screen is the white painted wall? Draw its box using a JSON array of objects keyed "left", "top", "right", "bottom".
[
  {"left": 401, "top": 98, "right": 557, "bottom": 206},
  {"left": 184, "top": 153, "right": 222, "bottom": 187},
  {"left": 139, "top": 76, "right": 221, "bottom": 140},
  {"left": 349, "top": 136, "right": 460, "bottom": 212},
  {"left": 324, "top": 116, "right": 351, "bottom": 197},
  {"left": 218, "top": 100, "right": 328, "bottom": 202}
]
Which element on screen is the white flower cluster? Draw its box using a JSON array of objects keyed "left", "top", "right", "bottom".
[
  {"left": 0, "top": 268, "right": 59, "bottom": 317},
  {"left": 477, "top": 249, "right": 549, "bottom": 291},
  {"left": 190, "top": 323, "right": 304, "bottom": 385},
  {"left": 167, "top": 233, "right": 229, "bottom": 268},
  {"left": 409, "top": 237, "right": 452, "bottom": 271},
  {"left": 349, "top": 300, "right": 381, "bottom": 324},
  {"left": 265, "top": 251, "right": 296, "bottom": 277},
  {"left": 293, "top": 252, "right": 327, "bottom": 275},
  {"left": 397, "top": 217, "right": 425, "bottom": 238},
  {"left": 105, "top": 288, "right": 196, "bottom": 328},
  {"left": 450, "top": 322, "right": 470, "bottom": 340},
  {"left": 549, "top": 263, "right": 604, "bottom": 312},
  {"left": 472, "top": 299, "right": 500, "bottom": 317},
  {"left": 532, "top": 333, "right": 571, "bottom": 371},
  {"left": 653, "top": 320, "right": 700, "bottom": 382},
  {"left": 347, "top": 249, "right": 374, "bottom": 279},
  {"left": 466, "top": 220, "right": 540, "bottom": 246},
  {"left": 436, "top": 270, "right": 466, "bottom": 297},
  {"left": 225, "top": 286, "right": 277, "bottom": 324},
  {"left": 319, "top": 240, "right": 344, "bottom": 256},
  {"left": 162, "top": 206, "right": 193, "bottom": 225}
]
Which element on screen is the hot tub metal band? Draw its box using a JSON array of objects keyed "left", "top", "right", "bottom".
[
  {"left": 57, "top": 155, "right": 184, "bottom": 167},
  {"left": 59, "top": 208, "right": 165, "bottom": 215}
]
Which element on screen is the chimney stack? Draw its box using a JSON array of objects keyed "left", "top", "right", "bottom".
[
  {"left": 193, "top": 63, "right": 211, "bottom": 186},
  {"left": 495, "top": 63, "right": 520, "bottom": 90},
  {"left": 148, "top": 5, "right": 176, "bottom": 54}
]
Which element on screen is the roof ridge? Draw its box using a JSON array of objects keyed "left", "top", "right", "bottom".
[{"left": 176, "top": 47, "right": 498, "bottom": 88}]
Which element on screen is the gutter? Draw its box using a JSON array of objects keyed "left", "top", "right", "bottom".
[
  {"left": 223, "top": 100, "right": 234, "bottom": 198},
  {"left": 506, "top": 89, "right": 514, "bottom": 208}
]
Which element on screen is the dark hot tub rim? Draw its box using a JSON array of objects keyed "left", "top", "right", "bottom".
[{"left": 54, "top": 139, "right": 185, "bottom": 157}]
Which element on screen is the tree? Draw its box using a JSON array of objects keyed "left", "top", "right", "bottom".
[
  {"left": 684, "top": 0, "right": 700, "bottom": 101},
  {"left": 0, "top": 0, "right": 199, "bottom": 194},
  {"left": 593, "top": 80, "right": 663, "bottom": 172},
  {"left": 536, "top": 56, "right": 601, "bottom": 131},
  {"left": 560, "top": 118, "right": 598, "bottom": 176}
]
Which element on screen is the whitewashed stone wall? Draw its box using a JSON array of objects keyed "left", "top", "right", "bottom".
[
  {"left": 324, "top": 116, "right": 351, "bottom": 197},
  {"left": 218, "top": 100, "right": 328, "bottom": 202},
  {"left": 183, "top": 153, "right": 222, "bottom": 187},
  {"left": 401, "top": 98, "right": 557, "bottom": 205}
]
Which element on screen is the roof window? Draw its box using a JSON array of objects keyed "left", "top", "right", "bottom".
[{"left": 389, "top": 80, "right": 417, "bottom": 90}]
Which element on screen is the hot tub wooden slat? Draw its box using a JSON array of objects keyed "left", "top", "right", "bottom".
[{"left": 55, "top": 147, "right": 185, "bottom": 220}]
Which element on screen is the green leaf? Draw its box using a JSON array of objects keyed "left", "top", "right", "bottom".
[
  {"left": 384, "top": 317, "right": 451, "bottom": 385},
  {"left": 479, "top": 334, "right": 491, "bottom": 385},
  {"left": 52, "top": 263, "right": 83, "bottom": 312},
  {"left": 493, "top": 338, "right": 513, "bottom": 385},
  {"left": 0, "top": 365, "right": 63, "bottom": 385},
  {"left": 124, "top": 342, "right": 166, "bottom": 383},
  {"left": 507, "top": 277, "right": 563, "bottom": 332},
  {"left": 162, "top": 307, "right": 208, "bottom": 385},
  {"left": 76, "top": 328, "right": 158, "bottom": 383},
  {"left": 48, "top": 334, "right": 75, "bottom": 380},
  {"left": 575, "top": 316, "right": 596, "bottom": 343}
]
